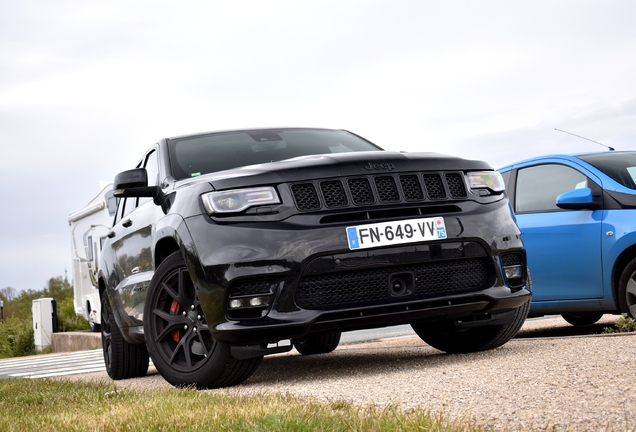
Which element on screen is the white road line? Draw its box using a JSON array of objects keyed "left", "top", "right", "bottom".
[
  {"left": 0, "top": 350, "right": 154, "bottom": 379},
  {"left": 0, "top": 350, "right": 101, "bottom": 366},
  {"left": 10, "top": 362, "right": 106, "bottom": 377},
  {"left": 0, "top": 353, "right": 102, "bottom": 370}
]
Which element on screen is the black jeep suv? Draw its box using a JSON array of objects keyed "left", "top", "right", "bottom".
[{"left": 98, "top": 128, "right": 531, "bottom": 388}]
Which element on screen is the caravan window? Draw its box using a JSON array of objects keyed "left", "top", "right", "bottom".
[
  {"left": 106, "top": 191, "right": 118, "bottom": 217},
  {"left": 86, "top": 236, "right": 94, "bottom": 261}
]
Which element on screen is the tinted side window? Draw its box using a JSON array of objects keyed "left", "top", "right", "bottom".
[
  {"left": 139, "top": 150, "right": 159, "bottom": 207},
  {"left": 114, "top": 197, "right": 124, "bottom": 225},
  {"left": 500, "top": 170, "right": 512, "bottom": 196},
  {"left": 121, "top": 197, "right": 136, "bottom": 219},
  {"left": 145, "top": 150, "right": 159, "bottom": 187},
  {"left": 114, "top": 150, "right": 157, "bottom": 222},
  {"left": 578, "top": 152, "right": 636, "bottom": 189},
  {"left": 515, "top": 164, "right": 587, "bottom": 213}
]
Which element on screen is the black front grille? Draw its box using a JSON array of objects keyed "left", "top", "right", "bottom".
[
  {"left": 291, "top": 171, "right": 468, "bottom": 211},
  {"left": 423, "top": 174, "right": 446, "bottom": 199},
  {"left": 446, "top": 173, "right": 467, "bottom": 198},
  {"left": 375, "top": 176, "right": 399, "bottom": 202},
  {"left": 291, "top": 183, "right": 321, "bottom": 210},
  {"left": 348, "top": 178, "right": 375, "bottom": 205},
  {"left": 320, "top": 181, "right": 348, "bottom": 208},
  {"left": 296, "top": 258, "right": 490, "bottom": 310},
  {"left": 400, "top": 175, "right": 424, "bottom": 201}
]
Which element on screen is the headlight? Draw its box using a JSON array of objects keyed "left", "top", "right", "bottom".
[
  {"left": 201, "top": 186, "right": 280, "bottom": 214},
  {"left": 467, "top": 171, "right": 505, "bottom": 193}
]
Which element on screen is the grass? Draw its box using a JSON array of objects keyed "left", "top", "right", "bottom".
[
  {"left": 603, "top": 313, "right": 636, "bottom": 333},
  {"left": 0, "top": 379, "right": 480, "bottom": 432}
]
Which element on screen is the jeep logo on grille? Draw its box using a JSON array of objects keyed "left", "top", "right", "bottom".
[{"left": 364, "top": 162, "right": 395, "bottom": 171}]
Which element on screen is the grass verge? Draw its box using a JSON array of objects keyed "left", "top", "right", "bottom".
[
  {"left": 0, "top": 378, "right": 480, "bottom": 431},
  {"left": 603, "top": 313, "right": 636, "bottom": 333}
]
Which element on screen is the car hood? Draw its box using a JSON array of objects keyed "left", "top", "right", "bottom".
[{"left": 177, "top": 151, "right": 493, "bottom": 191}]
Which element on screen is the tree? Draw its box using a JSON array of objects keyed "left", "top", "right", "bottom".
[
  {"left": 42, "top": 276, "right": 73, "bottom": 301},
  {"left": 0, "top": 286, "right": 17, "bottom": 303},
  {"left": 7, "top": 290, "right": 36, "bottom": 321},
  {"left": 0, "top": 274, "right": 90, "bottom": 359},
  {"left": 1, "top": 277, "right": 75, "bottom": 321}
]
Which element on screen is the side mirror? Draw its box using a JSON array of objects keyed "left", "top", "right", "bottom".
[
  {"left": 113, "top": 168, "right": 160, "bottom": 198},
  {"left": 556, "top": 187, "right": 599, "bottom": 210}
]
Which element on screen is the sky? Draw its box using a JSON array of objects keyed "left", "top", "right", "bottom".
[{"left": 1, "top": 0, "right": 636, "bottom": 293}]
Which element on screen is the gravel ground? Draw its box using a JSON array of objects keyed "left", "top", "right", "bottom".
[{"left": 60, "top": 315, "right": 636, "bottom": 431}]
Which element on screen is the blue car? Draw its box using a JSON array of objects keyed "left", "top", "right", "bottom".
[{"left": 499, "top": 151, "right": 636, "bottom": 325}]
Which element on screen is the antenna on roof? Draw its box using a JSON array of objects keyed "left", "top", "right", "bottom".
[{"left": 554, "top": 128, "right": 614, "bottom": 151}]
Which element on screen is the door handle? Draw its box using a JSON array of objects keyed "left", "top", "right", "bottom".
[{"left": 122, "top": 219, "right": 133, "bottom": 228}]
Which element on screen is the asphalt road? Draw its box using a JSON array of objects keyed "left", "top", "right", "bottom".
[
  {"left": 3, "top": 314, "right": 633, "bottom": 430},
  {"left": 0, "top": 349, "right": 106, "bottom": 379},
  {"left": 0, "top": 315, "right": 621, "bottom": 380},
  {"left": 0, "top": 326, "right": 413, "bottom": 380}
]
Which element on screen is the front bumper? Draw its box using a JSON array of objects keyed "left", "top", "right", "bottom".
[
  {"left": 183, "top": 198, "right": 530, "bottom": 346},
  {"left": 216, "top": 285, "right": 531, "bottom": 344}
]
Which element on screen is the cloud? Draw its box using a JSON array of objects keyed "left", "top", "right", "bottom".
[{"left": 2, "top": 0, "right": 636, "bottom": 291}]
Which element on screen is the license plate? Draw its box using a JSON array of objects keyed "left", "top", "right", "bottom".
[{"left": 346, "top": 217, "right": 447, "bottom": 250}]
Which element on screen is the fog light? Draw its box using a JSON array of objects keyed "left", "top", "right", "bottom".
[
  {"left": 249, "top": 297, "right": 263, "bottom": 306},
  {"left": 505, "top": 265, "right": 522, "bottom": 279},
  {"left": 229, "top": 299, "right": 243, "bottom": 309}
]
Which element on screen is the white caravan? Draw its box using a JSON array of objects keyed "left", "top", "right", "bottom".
[{"left": 68, "top": 183, "right": 117, "bottom": 332}]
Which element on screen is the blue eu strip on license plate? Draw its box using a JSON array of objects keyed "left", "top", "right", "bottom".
[{"left": 346, "top": 217, "right": 447, "bottom": 250}]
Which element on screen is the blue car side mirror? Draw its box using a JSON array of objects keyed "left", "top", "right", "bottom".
[{"left": 556, "top": 188, "right": 598, "bottom": 210}]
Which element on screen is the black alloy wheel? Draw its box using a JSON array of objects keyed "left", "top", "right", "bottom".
[
  {"left": 411, "top": 300, "right": 530, "bottom": 354},
  {"left": 292, "top": 332, "right": 341, "bottom": 355},
  {"left": 143, "top": 251, "right": 262, "bottom": 389}
]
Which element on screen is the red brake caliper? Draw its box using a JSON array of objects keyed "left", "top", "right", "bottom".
[{"left": 170, "top": 301, "right": 185, "bottom": 343}]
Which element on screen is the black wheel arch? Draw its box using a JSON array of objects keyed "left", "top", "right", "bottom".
[
  {"left": 154, "top": 237, "right": 180, "bottom": 269},
  {"left": 98, "top": 277, "right": 107, "bottom": 312},
  {"left": 612, "top": 245, "right": 636, "bottom": 311},
  {"left": 153, "top": 218, "right": 207, "bottom": 286}
]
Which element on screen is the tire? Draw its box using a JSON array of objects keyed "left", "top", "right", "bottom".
[
  {"left": 292, "top": 332, "right": 341, "bottom": 355},
  {"left": 618, "top": 258, "right": 636, "bottom": 318},
  {"left": 411, "top": 300, "right": 530, "bottom": 354},
  {"left": 101, "top": 291, "right": 149, "bottom": 380},
  {"left": 143, "top": 251, "right": 262, "bottom": 389},
  {"left": 561, "top": 313, "right": 604, "bottom": 326}
]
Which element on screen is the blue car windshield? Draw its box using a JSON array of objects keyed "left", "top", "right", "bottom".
[
  {"left": 167, "top": 128, "right": 382, "bottom": 180},
  {"left": 577, "top": 152, "right": 636, "bottom": 189}
]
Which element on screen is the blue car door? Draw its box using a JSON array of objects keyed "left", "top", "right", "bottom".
[{"left": 513, "top": 163, "right": 604, "bottom": 301}]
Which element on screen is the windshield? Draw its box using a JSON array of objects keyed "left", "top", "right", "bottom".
[
  {"left": 577, "top": 152, "right": 636, "bottom": 189},
  {"left": 167, "top": 128, "right": 383, "bottom": 180}
]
